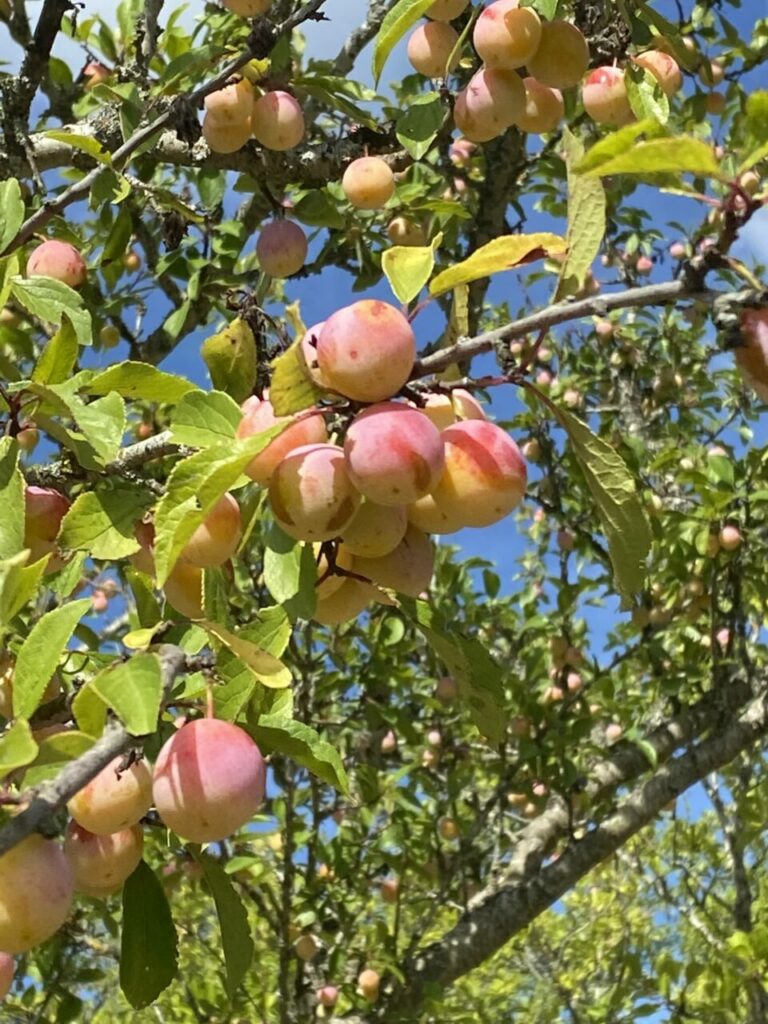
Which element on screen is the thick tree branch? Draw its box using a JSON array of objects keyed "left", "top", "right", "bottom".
[
  {"left": 15, "top": 0, "right": 73, "bottom": 119},
  {"left": 25, "top": 430, "right": 181, "bottom": 488}
]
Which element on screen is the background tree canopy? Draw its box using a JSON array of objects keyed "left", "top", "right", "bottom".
[{"left": 0, "top": 0, "right": 767, "bottom": 1020}]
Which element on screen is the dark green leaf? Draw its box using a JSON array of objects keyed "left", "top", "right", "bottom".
[
  {"left": 120, "top": 861, "right": 178, "bottom": 1009},
  {"left": 190, "top": 849, "right": 254, "bottom": 999}
]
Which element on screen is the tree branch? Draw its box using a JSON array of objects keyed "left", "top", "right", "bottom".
[
  {"left": 14, "top": 0, "right": 73, "bottom": 119},
  {"left": 332, "top": 0, "right": 397, "bottom": 76}
]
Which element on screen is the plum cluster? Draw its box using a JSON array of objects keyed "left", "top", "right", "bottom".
[
  {"left": 583, "top": 49, "right": 683, "bottom": 126},
  {"left": 202, "top": 74, "right": 305, "bottom": 155}
]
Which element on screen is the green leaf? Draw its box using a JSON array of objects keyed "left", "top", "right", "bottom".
[
  {"left": 11, "top": 276, "right": 92, "bottom": 346},
  {"left": 0, "top": 179, "right": 25, "bottom": 255},
  {"left": 382, "top": 234, "right": 441, "bottom": 305},
  {"left": 59, "top": 487, "right": 151, "bottom": 560},
  {"left": 0, "top": 253, "right": 19, "bottom": 311},
  {"left": 23, "top": 729, "right": 94, "bottom": 786},
  {"left": 293, "top": 190, "right": 345, "bottom": 230},
  {"left": 625, "top": 65, "right": 670, "bottom": 124},
  {"left": 203, "top": 620, "right": 292, "bottom": 689},
  {"left": 72, "top": 681, "right": 108, "bottom": 738},
  {"left": 555, "top": 129, "right": 606, "bottom": 301},
  {"left": 86, "top": 362, "right": 198, "bottom": 403},
  {"left": 270, "top": 339, "right": 324, "bottom": 416},
  {"left": 190, "top": 850, "right": 254, "bottom": 999},
  {"left": 0, "top": 720, "right": 38, "bottom": 780},
  {"left": 170, "top": 390, "right": 242, "bottom": 448},
  {"left": 32, "top": 318, "right": 79, "bottom": 384},
  {"left": 551, "top": 407, "right": 651, "bottom": 596},
  {"left": 296, "top": 75, "right": 379, "bottom": 132},
  {"left": 214, "top": 607, "right": 292, "bottom": 720},
  {"left": 429, "top": 233, "right": 567, "bottom": 296},
  {"left": 120, "top": 861, "right": 178, "bottom": 1009},
  {"left": 252, "top": 714, "right": 349, "bottom": 793},
  {"left": 12, "top": 599, "right": 91, "bottom": 719},
  {"left": 0, "top": 438, "right": 25, "bottom": 561},
  {"left": 579, "top": 136, "right": 723, "bottom": 180},
  {"left": 201, "top": 319, "right": 257, "bottom": 404},
  {"left": 90, "top": 654, "right": 163, "bottom": 736},
  {"left": 263, "top": 524, "right": 317, "bottom": 621},
  {"left": 396, "top": 92, "right": 444, "bottom": 160},
  {"left": 0, "top": 553, "right": 47, "bottom": 626},
  {"left": 373, "top": 0, "right": 436, "bottom": 83},
  {"left": 43, "top": 130, "right": 112, "bottom": 164}
]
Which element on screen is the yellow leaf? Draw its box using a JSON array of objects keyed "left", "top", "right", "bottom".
[{"left": 430, "top": 233, "right": 567, "bottom": 296}]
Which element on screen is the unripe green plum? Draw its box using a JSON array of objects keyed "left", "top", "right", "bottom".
[
  {"left": 358, "top": 968, "right": 381, "bottom": 1002},
  {"left": 0, "top": 952, "right": 12, "bottom": 1000},
  {"left": 516, "top": 77, "right": 564, "bottom": 133},
  {"left": 452, "top": 388, "right": 487, "bottom": 420},
  {"left": 473, "top": 1, "right": 541, "bottom": 70},
  {"left": 256, "top": 219, "right": 308, "bottom": 277},
  {"left": 526, "top": 21, "right": 589, "bottom": 90},
  {"left": 68, "top": 756, "right": 153, "bottom": 835},
  {"left": 344, "top": 403, "right": 445, "bottom": 506},
  {"left": 251, "top": 90, "right": 305, "bottom": 150},
  {"left": 428, "top": 420, "right": 527, "bottom": 528},
  {"left": 99, "top": 323, "right": 120, "bottom": 348},
  {"left": 354, "top": 524, "right": 434, "bottom": 598},
  {"left": 64, "top": 822, "right": 143, "bottom": 893},
  {"left": 24, "top": 486, "right": 70, "bottom": 569},
  {"left": 341, "top": 499, "right": 407, "bottom": 558},
  {"left": 312, "top": 576, "right": 374, "bottom": 625},
  {"left": 316, "top": 300, "right": 415, "bottom": 403},
  {"left": 387, "top": 217, "right": 427, "bottom": 247},
  {"left": 454, "top": 67, "right": 525, "bottom": 142},
  {"left": 153, "top": 718, "right": 266, "bottom": 842},
  {"left": 341, "top": 157, "right": 395, "bottom": 210},
  {"left": 222, "top": 0, "right": 271, "bottom": 12},
  {"left": 269, "top": 443, "right": 361, "bottom": 542},
  {"left": 164, "top": 561, "right": 204, "bottom": 619},
  {"left": 633, "top": 49, "right": 683, "bottom": 96},
  {"left": 236, "top": 391, "right": 328, "bottom": 484},
  {"left": 0, "top": 836, "right": 74, "bottom": 953},
  {"left": 407, "top": 21, "right": 460, "bottom": 77},
  {"left": 427, "top": 0, "right": 468, "bottom": 19},
  {"left": 582, "top": 67, "right": 634, "bottom": 126},
  {"left": 204, "top": 78, "right": 254, "bottom": 124},
  {"left": 179, "top": 492, "right": 242, "bottom": 568},
  {"left": 123, "top": 249, "right": 141, "bottom": 272},
  {"left": 202, "top": 112, "right": 252, "bottom": 153},
  {"left": 27, "top": 240, "right": 87, "bottom": 288}
]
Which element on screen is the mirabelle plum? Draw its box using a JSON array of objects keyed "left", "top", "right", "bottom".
[
  {"left": 312, "top": 576, "right": 374, "bottom": 625},
  {"left": 341, "top": 157, "right": 395, "bottom": 210},
  {"left": 473, "top": 1, "right": 541, "bottom": 70},
  {"left": 204, "top": 78, "right": 254, "bottom": 125},
  {"left": 164, "top": 561, "right": 204, "bottom": 619},
  {"left": 452, "top": 388, "right": 487, "bottom": 420},
  {"left": 353, "top": 524, "right": 434, "bottom": 598},
  {"left": 387, "top": 217, "right": 427, "bottom": 247},
  {"left": 633, "top": 50, "right": 683, "bottom": 96},
  {"left": 153, "top": 719, "right": 266, "bottom": 842},
  {"left": 256, "top": 219, "right": 308, "bottom": 277},
  {"left": 316, "top": 300, "right": 415, "bottom": 403},
  {"left": 344, "top": 403, "right": 444, "bottom": 506},
  {"left": 295, "top": 934, "right": 319, "bottom": 961},
  {"left": 223, "top": 0, "right": 271, "bottom": 13},
  {"left": 0, "top": 836, "right": 74, "bottom": 953},
  {"left": 407, "top": 491, "right": 466, "bottom": 534},
  {"left": 358, "top": 969, "right": 381, "bottom": 1002},
  {"left": 427, "top": 0, "right": 468, "bottom": 18},
  {"left": 0, "top": 952, "right": 12, "bottom": 1000},
  {"left": 251, "top": 91, "right": 305, "bottom": 151},
  {"left": 340, "top": 500, "right": 407, "bottom": 558},
  {"left": 439, "top": 816, "right": 459, "bottom": 839},
  {"left": 269, "top": 443, "right": 361, "bottom": 542},
  {"left": 179, "top": 493, "right": 242, "bottom": 568},
  {"left": 407, "top": 21, "right": 460, "bottom": 77},
  {"left": 24, "top": 486, "right": 70, "bottom": 568},
  {"left": 315, "top": 543, "right": 355, "bottom": 600},
  {"left": 582, "top": 67, "right": 634, "bottom": 126},
  {"left": 236, "top": 392, "right": 328, "bottom": 485},
  {"left": 427, "top": 420, "right": 527, "bottom": 528},
  {"left": 27, "top": 240, "right": 87, "bottom": 288},
  {"left": 516, "top": 77, "right": 564, "bottom": 133},
  {"left": 123, "top": 249, "right": 141, "bottom": 272},
  {"left": 64, "top": 823, "right": 143, "bottom": 893},
  {"left": 202, "top": 113, "right": 252, "bottom": 154},
  {"left": 421, "top": 394, "right": 456, "bottom": 431},
  {"left": 454, "top": 67, "right": 525, "bottom": 142},
  {"left": 69, "top": 757, "right": 153, "bottom": 836},
  {"left": 526, "top": 21, "right": 589, "bottom": 90}
]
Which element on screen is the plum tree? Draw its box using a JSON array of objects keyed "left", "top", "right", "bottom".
[
  {"left": 516, "top": 77, "right": 564, "bottom": 133},
  {"left": 237, "top": 392, "right": 328, "bottom": 484},
  {"left": 256, "top": 219, "right": 308, "bottom": 277},
  {"left": 344, "top": 403, "right": 445, "bottom": 506},
  {"left": 26, "top": 240, "right": 87, "bottom": 288},
  {"left": 473, "top": 2, "right": 542, "bottom": 69},
  {"left": 582, "top": 67, "right": 634, "bottom": 127},
  {"left": 454, "top": 67, "right": 525, "bottom": 142},
  {"left": 63, "top": 823, "right": 144, "bottom": 894},
  {"left": 341, "top": 156, "right": 395, "bottom": 210},
  {"left": 269, "top": 443, "right": 361, "bottom": 542},
  {"left": 426, "top": 0, "right": 468, "bottom": 19},
  {"left": 153, "top": 718, "right": 266, "bottom": 842},
  {"left": 251, "top": 91, "right": 305, "bottom": 150},
  {"left": 340, "top": 499, "right": 408, "bottom": 558},
  {"left": 204, "top": 78, "right": 254, "bottom": 124},
  {"left": 178, "top": 493, "right": 242, "bottom": 568},
  {"left": 24, "top": 485, "right": 70, "bottom": 568},
  {"left": 0, "top": 836, "right": 73, "bottom": 953},
  {"left": 407, "top": 20, "right": 460, "bottom": 78},
  {"left": 68, "top": 756, "right": 153, "bottom": 835},
  {"left": 526, "top": 21, "right": 590, "bottom": 89},
  {"left": 316, "top": 300, "right": 415, "bottom": 402},
  {"left": 353, "top": 524, "right": 435, "bottom": 598},
  {"left": 0, "top": 953, "right": 12, "bottom": 1001}
]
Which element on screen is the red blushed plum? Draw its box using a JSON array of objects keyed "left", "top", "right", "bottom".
[
  {"left": 427, "top": 0, "right": 468, "bottom": 18},
  {"left": 164, "top": 561, "right": 204, "bottom": 619},
  {"left": 407, "top": 491, "right": 466, "bottom": 534},
  {"left": 340, "top": 499, "right": 408, "bottom": 558},
  {"left": 236, "top": 392, "right": 328, "bottom": 484},
  {"left": 428, "top": 420, "right": 527, "bottom": 528},
  {"left": 153, "top": 718, "right": 266, "bottom": 843},
  {"left": 454, "top": 68, "right": 525, "bottom": 142},
  {"left": 223, "top": 0, "right": 271, "bottom": 12},
  {"left": 201, "top": 113, "right": 253, "bottom": 154},
  {"left": 354, "top": 525, "right": 434, "bottom": 598},
  {"left": 269, "top": 443, "right": 361, "bottom": 542},
  {"left": 0, "top": 836, "right": 74, "bottom": 953},
  {"left": 68, "top": 756, "right": 153, "bottom": 836},
  {"left": 27, "top": 240, "right": 87, "bottom": 288},
  {"left": 0, "top": 953, "right": 13, "bottom": 1000},
  {"left": 452, "top": 388, "right": 487, "bottom": 420},
  {"left": 204, "top": 78, "right": 254, "bottom": 125},
  {"left": 24, "top": 486, "right": 70, "bottom": 568},
  {"left": 526, "top": 21, "right": 590, "bottom": 90},
  {"left": 341, "top": 157, "right": 395, "bottom": 210},
  {"left": 422, "top": 394, "right": 456, "bottom": 431},
  {"left": 344, "top": 403, "right": 445, "bottom": 507},
  {"left": 473, "top": 1, "right": 541, "bottom": 70},
  {"left": 179, "top": 493, "right": 242, "bottom": 568},
  {"left": 632, "top": 50, "right": 683, "bottom": 96},
  {"left": 251, "top": 91, "right": 305, "bottom": 151},
  {"left": 516, "top": 77, "right": 564, "bottom": 133},
  {"left": 316, "top": 300, "right": 415, "bottom": 403},
  {"left": 312, "top": 576, "right": 375, "bottom": 625},
  {"left": 256, "top": 219, "right": 308, "bottom": 278},
  {"left": 582, "top": 67, "right": 634, "bottom": 126},
  {"left": 407, "top": 21, "right": 460, "bottom": 78},
  {"left": 64, "top": 823, "right": 143, "bottom": 893}
]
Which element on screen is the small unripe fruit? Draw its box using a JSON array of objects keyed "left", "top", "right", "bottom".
[
  {"left": 204, "top": 78, "right": 254, "bottom": 125},
  {"left": 705, "top": 92, "right": 726, "bottom": 116},
  {"left": 439, "top": 817, "right": 459, "bottom": 840},
  {"left": 16, "top": 427, "right": 39, "bottom": 454},
  {"left": 69, "top": 756, "right": 153, "bottom": 835},
  {"left": 739, "top": 171, "right": 761, "bottom": 196},
  {"left": 251, "top": 91, "right": 304, "bottom": 151},
  {"left": 698, "top": 59, "right": 724, "bottom": 87},
  {"left": 269, "top": 443, "right": 361, "bottom": 543},
  {"left": 27, "top": 240, "right": 87, "bottom": 288},
  {"left": 317, "top": 985, "right": 339, "bottom": 1008},
  {"left": 179, "top": 492, "right": 242, "bottom": 568},
  {"left": 605, "top": 723, "right": 623, "bottom": 744},
  {"left": 719, "top": 525, "right": 742, "bottom": 551},
  {"left": 99, "top": 324, "right": 120, "bottom": 348},
  {"left": 202, "top": 113, "right": 253, "bottom": 154},
  {"left": 407, "top": 21, "right": 460, "bottom": 77},
  {"left": 256, "top": 219, "right": 308, "bottom": 278},
  {"left": 635, "top": 255, "right": 653, "bottom": 275},
  {"left": 123, "top": 249, "right": 141, "bottom": 272},
  {"left": 0, "top": 953, "right": 13, "bottom": 1000},
  {"left": 516, "top": 77, "right": 564, "bottom": 134},
  {"left": 526, "top": 21, "right": 589, "bottom": 90},
  {"left": 91, "top": 588, "right": 109, "bottom": 613},
  {"left": 716, "top": 627, "right": 731, "bottom": 649},
  {"left": 0, "top": 836, "right": 74, "bottom": 953},
  {"left": 669, "top": 241, "right": 687, "bottom": 259},
  {"left": 294, "top": 934, "right": 319, "bottom": 961},
  {"left": 633, "top": 50, "right": 683, "bottom": 96},
  {"left": 426, "top": 0, "right": 468, "bottom": 19},
  {"left": 435, "top": 675, "right": 458, "bottom": 702},
  {"left": 342, "top": 157, "right": 395, "bottom": 210},
  {"left": 582, "top": 67, "right": 633, "bottom": 127},
  {"left": 426, "top": 729, "right": 442, "bottom": 747},
  {"left": 222, "top": 0, "right": 271, "bottom": 13},
  {"left": 153, "top": 719, "right": 266, "bottom": 842},
  {"left": 358, "top": 969, "right": 381, "bottom": 1002},
  {"left": 380, "top": 729, "right": 397, "bottom": 754},
  {"left": 64, "top": 822, "right": 143, "bottom": 893},
  {"left": 236, "top": 392, "right": 327, "bottom": 485},
  {"left": 387, "top": 216, "right": 427, "bottom": 247},
  {"left": 380, "top": 877, "right": 399, "bottom": 903},
  {"left": 557, "top": 529, "right": 575, "bottom": 552},
  {"left": 422, "top": 748, "right": 439, "bottom": 768}
]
